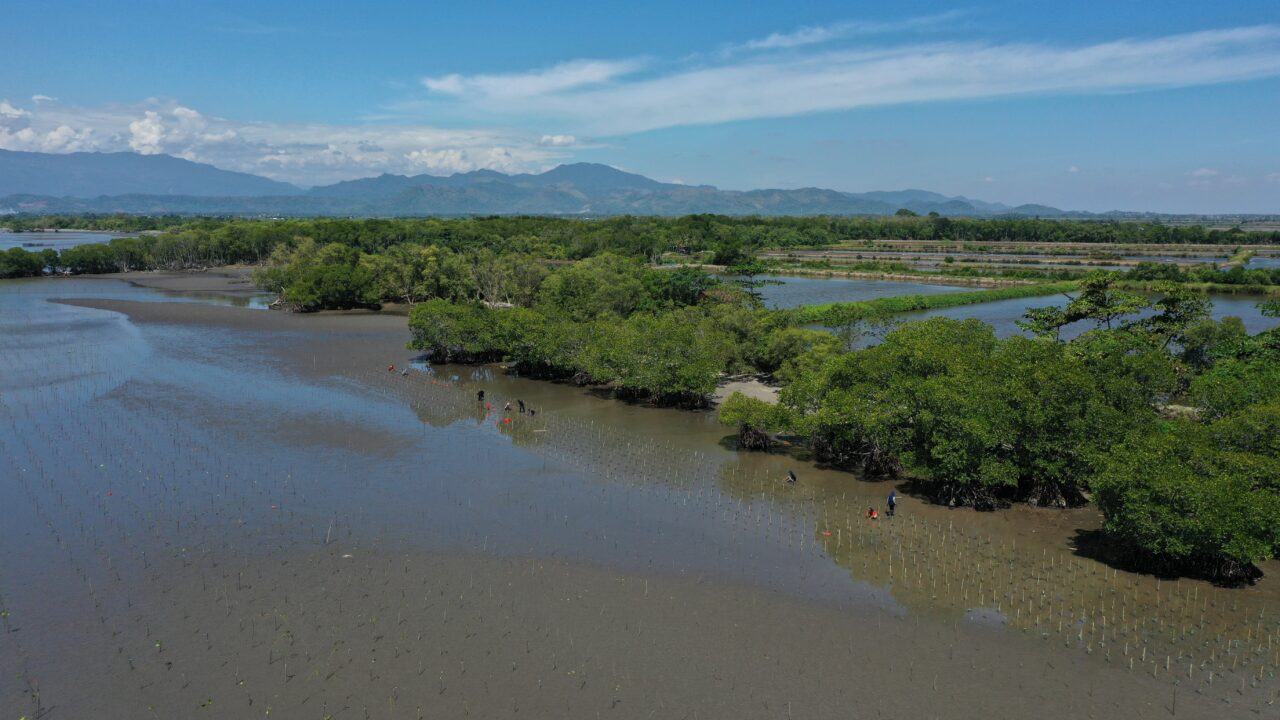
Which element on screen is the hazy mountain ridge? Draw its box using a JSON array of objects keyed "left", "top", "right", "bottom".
[
  {"left": 0, "top": 150, "right": 1077, "bottom": 216},
  {"left": 0, "top": 149, "right": 301, "bottom": 198}
]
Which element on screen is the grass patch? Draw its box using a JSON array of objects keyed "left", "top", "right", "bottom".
[{"left": 1115, "top": 280, "right": 1280, "bottom": 296}]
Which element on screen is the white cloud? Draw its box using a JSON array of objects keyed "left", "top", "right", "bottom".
[
  {"left": 42, "top": 125, "right": 94, "bottom": 152},
  {"left": 742, "top": 24, "right": 851, "bottom": 51},
  {"left": 417, "top": 25, "right": 1280, "bottom": 136},
  {"left": 31, "top": 95, "right": 56, "bottom": 103},
  {"left": 539, "top": 134, "right": 576, "bottom": 147},
  {"left": 128, "top": 111, "right": 167, "bottom": 154},
  {"left": 1186, "top": 167, "right": 1248, "bottom": 188},
  {"left": 0, "top": 100, "right": 31, "bottom": 126},
  {"left": 1068, "top": 165, "right": 1079, "bottom": 173},
  {"left": 0, "top": 98, "right": 572, "bottom": 185},
  {"left": 424, "top": 59, "right": 644, "bottom": 100},
  {"left": 737, "top": 12, "right": 966, "bottom": 52}
]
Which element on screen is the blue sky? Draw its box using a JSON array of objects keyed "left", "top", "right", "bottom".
[{"left": 2, "top": 0, "right": 1279, "bottom": 212}]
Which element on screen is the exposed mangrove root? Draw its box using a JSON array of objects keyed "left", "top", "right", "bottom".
[{"left": 737, "top": 423, "right": 773, "bottom": 452}]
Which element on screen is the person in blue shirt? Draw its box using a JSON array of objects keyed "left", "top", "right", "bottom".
[{"left": 887, "top": 490, "right": 898, "bottom": 516}]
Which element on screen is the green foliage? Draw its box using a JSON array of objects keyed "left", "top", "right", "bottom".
[
  {"left": 1092, "top": 349, "right": 1280, "bottom": 581},
  {"left": 1211, "top": 401, "right": 1280, "bottom": 461},
  {"left": 644, "top": 266, "right": 721, "bottom": 308},
  {"left": 1190, "top": 359, "right": 1280, "bottom": 421},
  {"left": 710, "top": 239, "right": 747, "bottom": 266},
  {"left": 407, "top": 300, "right": 510, "bottom": 363},
  {"left": 1126, "top": 261, "right": 1280, "bottom": 288},
  {"left": 718, "top": 393, "right": 789, "bottom": 450},
  {"left": 753, "top": 326, "right": 838, "bottom": 375},
  {"left": 776, "top": 317, "right": 1155, "bottom": 508},
  {"left": 0, "top": 247, "right": 52, "bottom": 278},
  {"left": 408, "top": 300, "right": 737, "bottom": 405},
  {"left": 1065, "top": 329, "right": 1179, "bottom": 414},
  {"left": 576, "top": 309, "right": 735, "bottom": 402},
  {"left": 1094, "top": 422, "right": 1280, "bottom": 581},
  {"left": 361, "top": 244, "right": 476, "bottom": 305},
  {"left": 1064, "top": 271, "right": 1150, "bottom": 330},
  {"left": 718, "top": 393, "right": 783, "bottom": 431},
  {"left": 1178, "top": 317, "right": 1246, "bottom": 372},
  {"left": 58, "top": 243, "right": 121, "bottom": 274},
  {"left": 726, "top": 258, "right": 769, "bottom": 278},
  {"left": 9, "top": 216, "right": 1280, "bottom": 302},
  {"left": 270, "top": 242, "right": 378, "bottom": 311},
  {"left": 1132, "top": 283, "right": 1212, "bottom": 349},
  {"left": 536, "top": 253, "right": 648, "bottom": 321},
  {"left": 1015, "top": 305, "right": 1069, "bottom": 340}
]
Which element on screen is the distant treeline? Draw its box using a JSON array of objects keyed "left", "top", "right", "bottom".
[
  {"left": 3, "top": 214, "right": 191, "bottom": 233},
  {"left": 3, "top": 212, "right": 1279, "bottom": 252}
]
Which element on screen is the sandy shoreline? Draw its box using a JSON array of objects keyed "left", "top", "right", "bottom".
[
  {"left": 86, "top": 265, "right": 264, "bottom": 294},
  {"left": 714, "top": 377, "right": 782, "bottom": 403}
]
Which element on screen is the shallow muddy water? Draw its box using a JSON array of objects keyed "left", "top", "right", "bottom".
[{"left": 2, "top": 277, "right": 1278, "bottom": 719}]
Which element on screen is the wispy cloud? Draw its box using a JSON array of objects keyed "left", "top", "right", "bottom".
[
  {"left": 1186, "top": 167, "right": 1247, "bottom": 187},
  {"left": 0, "top": 98, "right": 572, "bottom": 185},
  {"left": 416, "top": 25, "right": 1280, "bottom": 135},
  {"left": 538, "top": 134, "right": 577, "bottom": 147},
  {"left": 736, "top": 11, "right": 967, "bottom": 52},
  {"left": 424, "top": 59, "right": 644, "bottom": 100}
]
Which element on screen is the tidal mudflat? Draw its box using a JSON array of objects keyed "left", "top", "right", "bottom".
[{"left": 2, "top": 275, "right": 1277, "bottom": 719}]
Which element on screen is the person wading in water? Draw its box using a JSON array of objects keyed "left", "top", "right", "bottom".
[{"left": 887, "top": 490, "right": 898, "bottom": 517}]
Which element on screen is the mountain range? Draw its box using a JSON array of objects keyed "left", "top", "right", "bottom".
[{"left": 0, "top": 149, "right": 1071, "bottom": 217}]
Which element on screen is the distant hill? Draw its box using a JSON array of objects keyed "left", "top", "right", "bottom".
[
  {"left": 0, "top": 151, "right": 1073, "bottom": 217},
  {"left": 0, "top": 149, "right": 300, "bottom": 198}
]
